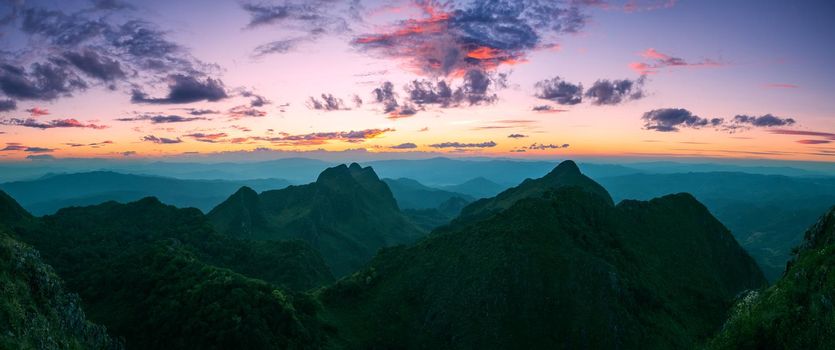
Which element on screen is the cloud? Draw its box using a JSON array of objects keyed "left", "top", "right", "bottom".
[
  {"left": 389, "top": 142, "right": 418, "bottom": 149},
  {"left": 63, "top": 140, "right": 113, "bottom": 148},
  {"left": 532, "top": 105, "right": 568, "bottom": 113},
  {"left": 0, "top": 117, "right": 107, "bottom": 129},
  {"left": 528, "top": 143, "right": 569, "bottom": 150},
  {"left": 261, "top": 128, "right": 395, "bottom": 146},
  {"left": 641, "top": 108, "right": 721, "bottom": 132},
  {"left": 768, "top": 129, "right": 835, "bottom": 139},
  {"left": 353, "top": 1, "right": 589, "bottom": 76},
  {"left": 534, "top": 77, "right": 583, "bottom": 105},
  {"left": 26, "top": 154, "right": 56, "bottom": 160},
  {"left": 142, "top": 135, "right": 182, "bottom": 144},
  {"left": 116, "top": 114, "right": 206, "bottom": 123},
  {"left": 584, "top": 76, "right": 646, "bottom": 105},
  {"left": 307, "top": 94, "right": 350, "bottom": 111},
  {"left": 429, "top": 141, "right": 497, "bottom": 149},
  {"left": 630, "top": 48, "right": 723, "bottom": 74},
  {"left": 228, "top": 105, "right": 267, "bottom": 119},
  {"left": 90, "top": 0, "right": 134, "bottom": 11},
  {"left": 732, "top": 114, "right": 795, "bottom": 127},
  {"left": 61, "top": 49, "right": 126, "bottom": 81},
  {"left": 0, "top": 99, "right": 17, "bottom": 112},
  {"left": 131, "top": 74, "right": 227, "bottom": 104},
  {"left": 642, "top": 109, "right": 794, "bottom": 132},
  {"left": 120, "top": 150, "right": 137, "bottom": 156},
  {"left": 240, "top": 90, "right": 271, "bottom": 107},
  {"left": 0, "top": 62, "right": 87, "bottom": 100},
  {"left": 241, "top": 1, "right": 352, "bottom": 56},
  {"left": 508, "top": 133, "right": 528, "bottom": 138},
  {"left": 180, "top": 108, "right": 219, "bottom": 115},
  {"left": 1, "top": 143, "right": 54, "bottom": 153},
  {"left": 183, "top": 132, "right": 228, "bottom": 143},
  {"left": 796, "top": 139, "right": 831, "bottom": 144},
  {"left": 25, "top": 107, "right": 49, "bottom": 116}
]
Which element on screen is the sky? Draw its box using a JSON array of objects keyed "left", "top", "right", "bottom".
[{"left": 0, "top": 0, "right": 833, "bottom": 162}]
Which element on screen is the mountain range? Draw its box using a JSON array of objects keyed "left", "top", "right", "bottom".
[
  {"left": 1, "top": 159, "right": 831, "bottom": 349},
  {"left": 208, "top": 163, "right": 426, "bottom": 276}
]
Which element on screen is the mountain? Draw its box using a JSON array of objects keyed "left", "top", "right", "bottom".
[
  {"left": 441, "top": 177, "right": 507, "bottom": 199},
  {"left": 707, "top": 206, "right": 835, "bottom": 349},
  {"left": 0, "top": 190, "right": 33, "bottom": 228},
  {"left": 1, "top": 232, "right": 123, "bottom": 350},
  {"left": 597, "top": 172, "right": 835, "bottom": 281},
  {"left": 209, "top": 163, "right": 426, "bottom": 276},
  {"left": 319, "top": 160, "right": 766, "bottom": 349},
  {"left": 383, "top": 177, "right": 474, "bottom": 209},
  {"left": 4, "top": 194, "right": 334, "bottom": 349},
  {"left": 0, "top": 171, "right": 292, "bottom": 215},
  {"left": 459, "top": 160, "right": 614, "bottom": 220}
]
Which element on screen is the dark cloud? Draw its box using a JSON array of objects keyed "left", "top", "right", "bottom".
[
  {"left": 390, "top": 142, "right": 418, "bottom": 149},
  {"left": 90, "top": 0, "right": 133, "bottom": 11},
  {"left": 529, "top": 143, "right": 569, "bottom": 150},
  {"left": 534, "top": 77, "right": 583, "bottom": 105},
  {"left": 21, "top": 8, "right": 108, "bottom": 47},
  {"left": 183, "top": 132, "right": 228, "bottom": 143},
  {"left": 26, "top": 154, "right": 56, "bottom": 160},
  {"left": 373, "top": 81, "right": 399, "bottom": 113},
  {"left": 181, "top": 108, "right": 219, "bottom": 116},
  {"left": 241, "top": 1, "right": 351, "bottom": 56},
  {"left": 353, "top": 1, "right": 589, "bottom": 76},
  {"left": 131, "top": 74, "right": 227, "bottom": 104},
  {"left": 1, "top": 143, "right": 54, "bottom": 153},
  {"left": 642, "top": 108, "right": 721, "bottom": 132},
  {"left": 0, "top": 117, "right": 107, "bottom": 129},
  {"left": 252, "top": 37, "right": 310, "bottom": 57},
  {"left": 121, "top": 150, "right": 136, "bottom": 156},
  {"left": 532, "top": 105, "right": 567, "bottom": 113},
  {"left": 796, "top": 139, "right": 831, "bottom": 144},
  {"left": 768, "top": 130, "right": 835, "bottom": 139},
  {"left": 0, "top": 62, "right": 87, "bottom": 100},
  {"left": 584, "top": 76, "right": 646, "bottom": 105},
  {"left": 61, "top": 49, "right": 126, "bottom": 81},
  {"left": 508, "top": 133, "right": 528, "bottom": 138},
  {"left": 142, "top": 135, "right": 182, "bottom": 144},
  {"left": 241, "top": 90, "right": 271, "bottom": 107},
  {"left": 732, "top": 114, "right": 795, "bottom": 127},
  {"left": 429, "top": 141, "right": 497, "bottom": 148},
  {"left": 0, "top": 99, "right": 16, "bottom": 112},
  {"left": 116, "top": 114, "right": 206, "bottom": 124},
  {"left": 256, "top": 128, "right": 395, "bottom": 146},
  {"left": 307, "top": 94, "right": 350, "bottom": 111}
]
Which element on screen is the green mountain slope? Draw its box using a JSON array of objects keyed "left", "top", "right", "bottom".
[
  {"left": 6, "top": 196, "right": 334, "bottom": 349},
  {"left": 1, "top": 232, "right": 123, "bottom": 350},
  {"left": 209, "top": 163, "right": 425, "bottom": 276},
  {"left": 319, "top": 161, "right": 765, "bottom": 349},
  {"left": 598, "top": 172, "right": 835, "bottom": 281},
  {"left": 707, "top": 206, "right": 835, "bottom": 349},
  {"left": 459, "top": 160, "right": 614, "bottom": 220},
  {"left": 441, "top": 176, "right": 507, "bottom": 199}
]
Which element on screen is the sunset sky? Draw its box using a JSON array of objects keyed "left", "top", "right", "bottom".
[{"left": 0, "top": 0, "right": 833, "bottom": 161}]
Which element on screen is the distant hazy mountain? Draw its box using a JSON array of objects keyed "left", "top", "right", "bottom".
[
  {"left": 209, "top": 163, "right": 426, "bottom": 276},
  {"left": 383, "top": 177, "right": 474, "bottom": 209},
  {"left": 597, "top": 172, "right": 835, "bottom": 281},
  {"left": 0, "top": 171, "right": 292, "bottom": 215},
  {"left": 321, "top": 161, "right": 766, "bottom": 349},
  {"left": 440, "top": 177, "right": 507, "bottom": 198},
  {"left": 708, "top": 206, "right": 835, "bottom": 349},
  {"left": 4, "top": 192, "right": 333, "bottom": 349}
]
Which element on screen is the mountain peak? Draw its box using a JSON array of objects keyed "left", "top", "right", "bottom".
[{"left": 547, "top": 160, "right": 581, "bottom": 177}]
